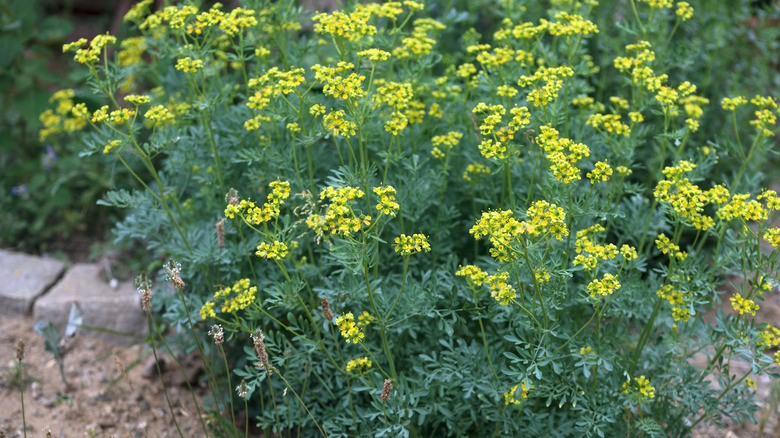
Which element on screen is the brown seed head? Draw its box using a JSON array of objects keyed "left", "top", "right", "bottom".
[
  {"left": 321, "top": 297, "right": 334, "bottom": 321},
  {"left": 252, "top": 329, "right": 270, "bottom": 372},
  {"left": 15, "top": 339, "right": 24, "bottom": 362},
  {"left": 114, "top": 355, "right": 130, "bottom": 387},
  {"left": 216, "top": 218, "right": 225, "bottom": 248},
  {"left": 164, "top": 260, "right": 185, "bottom": 290},
  {"left": 381, "top": 379, "right": 393, "bottom": 403},
  {"left": 209, "top": 324, "right": 224, "bottom": 346},
  {"left": 141, "top": 288, "right": 152, "bottom": 312}
]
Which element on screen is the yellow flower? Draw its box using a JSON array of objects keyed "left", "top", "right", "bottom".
[
  {"left": 335, "top": 312, "right": 364, "bottom": 343},
  {"left": 394, "top": 233, "right": 431, "bottom": 256}
]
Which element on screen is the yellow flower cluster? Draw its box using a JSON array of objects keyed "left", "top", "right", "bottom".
[
  {"left": 224, "top": 180, "right": 291, "bottom": 225},
  {"left": 486, "top": 271, "right": 516, "bottom": 305},
  {"left": 587, "top": 113, "right": 631, "bottom": 136},
  {"left": 641, "top": 0, "right": 672, "bottom": 8},
  {"left": 525, "top": 200, "right": 568, "bottom": 241},
  {"left": 312, "top": 9, "right": 376, "bottom": 42},
  {"left": 357, "top": 311, "right": 374, "bottom": 328},
  {"left": 518, "top": 66, "right": 574, "bottom": 107},
  {"left": 375, "top": 81, "right": 415, "bottom": 110},
  {"left": 655, "top": 234, "right": 687, "bottom": 261},
  {"left": 256, "top": 240, "right": 291, "bottom": 261},
  {"left": 398, "top": 18, "right": 445, "bottom": 58},
  {"left": 730, "top": 293, "right": 759, "bottom": 316},
  {"left": 587, "top": 161, "right": 613, "bottom": 184},
  {"left": 306, "top": 186, "right": 370, "bottom": 237},
  {"left": 63, "top": 33, "right": 116, "bottom": 64},
  {"left": 722, "top": 96, "right": 748, "bottom": 111},
  {"left": 175, "top": 57, "right": 204, "bottom": 73},
  {"left": 323, "top": 110, "right": 357, "bottom": 138},
  {"left": 373, "top": 185, "right": 400, "bottom": 217},
  {"left": 657, "top": 284, "right": 691, "bottom": 322},
  {"left": 346, "top": 357, "right": 372, "bottom": 373},
  {"left": 757, "top": 325, "right": 780, "bottom": 350},
  {"left": 750, "top": 107, "right": 778, "bottom": 137},
  {"left": 311, "top": 62, "right": 366, "bottom": 101},
  {"left": 764, "top": 228, "right": 780, "bottom": 247},
  {"left": 463, "top": 163, "right": 491, "bottom": 182},
  {"left": 431, "top": 131, "right": 463, "bottom": 159},
  {"left": 101, "top": 139, "right": 121, "bottom": 155},
  {"left": 542, "top": 12, "right": 599, "bottom": 37},
  {"left": 199, "top": 278, "right": 257, "bottom": 319},
  {"left": 335, "top": 312, "right": 364, "bottom": 344},
  {"left": 675, "top": 1, "right": 694, "bottom": 20},
  {"left": 117, "top": 36, "right": 147, "bottom": 67},
  {"left": 125, "top": 94, "right": 152, "bottom": 106},
  {"left": 39, "top": 89, "right": 87, "bottom": 142},
  {"left": 654, "top": 161, "right": 717, "bottom": 230},
  {"left": 573, "top": 224, "right": 618, "bottom": 271},
  {"left": 394, "top": 233, "right": 431, "bottom": 256},
  {"left": 144, "top": 105, "right": 175, "bottom": 128},
  {"left": 455, "top": 265, "right": 489, "bottom": 286},
  {"left": 535, "top": 125, "right": 590, "bottom": 184},
  {"left": 717, "top": 193, "right": 768, "bottom": 223},
  {"left": 622, "top": 375, "right": 655, "bottom": 401},
  {"left": 358, "top": 48, "right": 391, "bottom": 62},
  {"left": 218, "top": 7, "right": 257, "bottom": 36},
  {"left": 385, "top": 111, "right": 409, "bottom": 135},
  {"left": 123, "top": 0, "right": 153, "bottom": 23},
  {"left": 586, "top": 273, "right": 621, "bottom": 299},
  {"left": 504, "top": 381, "right": 533, "bottom": 405},
  {"left": 109, "top": 108, "right": 136, "bottom": 125}
]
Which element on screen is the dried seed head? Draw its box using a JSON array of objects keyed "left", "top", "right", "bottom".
[
  {"left": 141, "top": 289, "right": 152, "bottom": 312},
  {"left": 216, "top": 218, "right": 225, "bottom": 248},
  {"left": 135, "top": 272, "right": 153, "bottom": 311},
  {"left": 251, "top": 329, "right": 270, "bottom": 371},
  {"left": 114, "top": 355, "right": 130, "bottom": 387},
  {"left": 226, "top": 188, "right": 239, "bottom": 206},
  {"left": 321, "top": 297, "right": 334, "bottom": 321},
  {"left": 15, "top": 339, "right": 24, "bottom": 361},
  {"left": 163, "top": 259, "right": 185, "bottom": 290},
  {"left": 209, "top": 324, "right": 224, "bottom": 345},
  {"left": 44, "top": 428, "right": 52, "bottom": 438},
  {"left": 381, "top": 379, "right": 393, "bottom": 403},
  {"left": 236, "top": 379, "right": 248, "bottom": 398}
]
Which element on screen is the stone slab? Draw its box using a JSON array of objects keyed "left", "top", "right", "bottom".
[
  {"left": 0, "top": 250, "right": 67, "bottom": 316},
  {"left": 33, "top": 263, "right": 146, "bottom": 346}
]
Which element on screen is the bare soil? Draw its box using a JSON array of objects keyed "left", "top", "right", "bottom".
[{"left": 0, "top": 313, "right": 208, "bottom": 438}]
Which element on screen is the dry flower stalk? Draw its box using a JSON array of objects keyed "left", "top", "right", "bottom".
[
  {"left": 216, "top": 218, "right": 225, "bottom": 248},
  {"left": 381, "top": 379, "right": 393, "bottom": 403},
  {"left": 252, "top": 329, "right": 270, "bottom": 371},
  {"left": 15, "top": 339, "right": 24, "bottom": 362},
  {"left": 321, "top": 297, "right": 334, "bottom": 321}
]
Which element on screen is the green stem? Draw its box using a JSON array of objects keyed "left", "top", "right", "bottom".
[
  {"left": 386, "top": 256, "right": 411, "bottom": 320},
  {"left": 471, "top": 285, "right": 498, "bottom": 381},
  {"left": 146, "top": 313, "right": 185, "bottom": 438}
]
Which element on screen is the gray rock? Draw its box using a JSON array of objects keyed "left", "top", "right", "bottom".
[
  {"left": 33, "top": 264, "right": 146, "bottom": 346},
  {"left": 0, "top": 250, "right": 66, "bottom": 316}
]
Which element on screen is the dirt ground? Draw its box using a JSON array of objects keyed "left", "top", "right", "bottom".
[{"left": 0, "top": 312, "right": 209, "bottom": 438}]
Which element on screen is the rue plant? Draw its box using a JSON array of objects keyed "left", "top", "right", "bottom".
[{"left": 43, "top": 0, "right": 780, "bottom": 436}]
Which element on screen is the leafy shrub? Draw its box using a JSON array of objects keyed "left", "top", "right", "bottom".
[
  {"left": 0, "top": 1, "right": 118, "bottom": 252},
  {"left": 50, "top": 0, "right": 780, "bottom": 436}
]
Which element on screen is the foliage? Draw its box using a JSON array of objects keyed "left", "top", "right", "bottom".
[
  {"left": 48, "top": 0, "right": 780, "bottom": 436},
  {"left": 0, "top": 0, "right": 118, "bottom": 252}
]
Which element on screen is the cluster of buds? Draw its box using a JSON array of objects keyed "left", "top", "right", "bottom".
[{"left": 381, "top": 379, "right": 393, "bottom": 403}]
